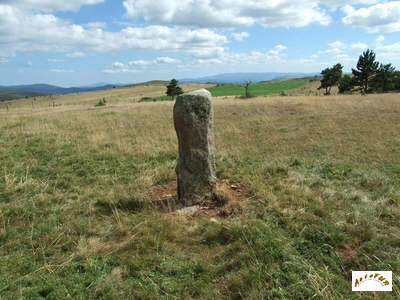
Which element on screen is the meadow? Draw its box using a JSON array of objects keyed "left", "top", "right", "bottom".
[
  {"left": 206, "top": 79, "right": 308, "bottom": 97},
  {"left": 140, "top": 78, "right": 311, "bottom": 102},
  {"left": 0, "top": 82, "right": 399, "bottom": 299}
]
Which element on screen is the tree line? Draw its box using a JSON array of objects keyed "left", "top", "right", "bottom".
[{"left": 318, "top": 49, "right": 400, "bottom": 95}]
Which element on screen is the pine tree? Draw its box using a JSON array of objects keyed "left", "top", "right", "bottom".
[
  {"left": 370, "top": 63, "right": 396, "bottom": 92},
  {"left": 352, "top": 49, "right": 379, "bottom": 94},
  {"left": 318, "top": 63, "right": 343, "bottom": 95},
  {"left": 338, "top": 75, "right": 355, "bottom": 94},
  {"left": 166, "top": 79, "right": 183, "bottom": 99}
]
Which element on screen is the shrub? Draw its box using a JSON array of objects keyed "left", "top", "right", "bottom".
[
  {"left": 139, "top": 96, "right": 174, "bottom": 103},
  {"left": 338, "top": 75, "right": 354, "bottom": 94},
  {"left": 95, "top": 98, "right": 107, "bottom": 107},
  {"left": 139, "top": 97, "right": 153, "bottom": 102}
]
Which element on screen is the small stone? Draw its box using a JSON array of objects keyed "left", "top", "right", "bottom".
[
  {"left": 176, "top": 206, "right": 200, "bottom": 216},
  {"left": 210, "top": 218, "right": 219, "bottom": 224}
]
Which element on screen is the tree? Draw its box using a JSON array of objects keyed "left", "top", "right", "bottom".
[
  {"left": 338, "top": 75, "right": 355, "bottom": 94},
  {"left": 370, "top": 63, "right": 397, "bottom": 92},
  {"left": 243, "top": 81, "right": 252, "bottom": 98},
  {"left": 394, "top": 72, "right": 400, "bottom": 90},
  {"left": 318, "top": 63, "right": 343, "bottom": 95},
  {"left": 352, "top": 49, "right": 379, "bottom": 94},
  {"left": 166, "top": 79, "right": 183, "bottom": 99}
]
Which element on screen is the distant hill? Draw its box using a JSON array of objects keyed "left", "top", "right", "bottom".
[
  {"left": 124, "top": 80, "right": 169, "bottom": 87},
  {"left": 79, "top": 82, "right": 114, "bottom": 89},
  {"left": 0, "top": 83, "right": 122, "bottom": 97},
  {"left": 0, "top": 90, "right": 45, "bottom": 102},
  {"left": 0, "top": 81, "right": 173, "bottom": 101},
  {"left": 179, "top": 72, "right": 318, "bottom": 84}
]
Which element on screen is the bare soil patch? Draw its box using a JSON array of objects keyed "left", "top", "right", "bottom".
[{"left": 140, "top": 179, "right": 248, "bottom": 219}]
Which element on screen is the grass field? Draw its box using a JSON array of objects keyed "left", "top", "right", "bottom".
[
  {"left": 0, "top": 84, "right": 399, "bottom": 299},
  {"left": 0, "top": 83, "right": 213, "bottom": 111},
  {"left": 206, "top": 79, "right": 308, "bottom": 97},
  {"left": 139, "top": 78, "right": 311, "bottom": 102}
]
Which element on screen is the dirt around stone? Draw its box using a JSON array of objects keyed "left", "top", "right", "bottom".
[{"left": 140, "top": 179, "right": 248, "bottom": 219}]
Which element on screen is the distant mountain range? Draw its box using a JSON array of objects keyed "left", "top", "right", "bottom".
[
  {"left": 0, "top": 83, "right": 122, "bottom": 98},
  {"left": 179, "top": 72, "right": 318, "bottom": 84}
]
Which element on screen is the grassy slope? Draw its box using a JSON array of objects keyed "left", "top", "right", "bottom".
[
  {"left": 0, "top": 91, "right": 44, "bottom": 102},
  {"left": 0, "top": 83, "right": 213, "bottom": 111},
  {"left": 207, "top": 79, "right": 308, "bottom": 97},
  {"left": 0, "top": 85, "right": 399, "bottom": 299}
]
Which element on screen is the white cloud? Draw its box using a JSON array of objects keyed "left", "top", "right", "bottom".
[
  {"left": 105, "top": 56, "right": 180, "bottom": 73},
  {"left": 0, "top": 57, "right": 8, "bottom": 63},
  {"left": 85, "top": 21, "right": 107, "bottom": 29},
  {"left": 350, "top": 41, "right": 368, "bottom": 50},
  {"left": 232, "top": 32, "right": 250, "bottom": 41},
  {"left": 319, "top": 41, "right": 347, "bottom": 55},
  {"left": 112, "top": 62, "right": 126, "bottom": 69},
  {"left": 128, "top": 60, "right": 152, "bottom": 67},
  {"left": 317, "top": 40, "right": 371, "bottom": 63},
  {"left": 48, "top": 58, "right": 65, "bottom": 63},
  {"left": 198, "top": 45, "right": 288, "bottom": 66},
  {"left": 27, "top": 61, "right": 32, "bottom": 66},
  {"left": 155, "top": 57, "right": 180, "bottom": 64},
  {"left": 123, "top": 0, "right": 331, "bottom": 28},
  {"left": 195, "top": 58, "right": 223, "bottom": 65},
  {"left": 188, "top": 47, "right": 225, "bottom": 59},
  {"left": 118, "top": 27, "right": 227, "bottom": 52},
  {"left": 102, "top": 68, "right": 137, "bottom": 74},
  {"left": 329, "top": 41, "right": 346, "bottom": 49},
  {"left": 0, "top": 4, "right": 227, "bottom": 59},
  {"left": 2, "top": 0, "right": 104, "bottom": 12},
  {"left": 335, "top": 53, "right": 350, "bottom": 60},
  {"left": 376, "top": 35, "right": 385, "bottom": 43},
  {"left": 321, "top": 0, "right": 382, "bottom": 10},
  {"left": 342, "top": 2, "right": 400, "bottom": 33},
  {"left": 50, "top": 69, "right": 74, "bottom": 73},
  {"left": 67, "top": 52, "right": 86, "bottom": 58},
  {"left": 128, "top": 57, "right": 180, "bottom": 66},
  {"left": 377, "top": 42, "right": 400, "bottom": 61},
  {"left": 268, "top": 45, "right": 288, "bottom": 56},
  {"left": 105, "top": 44, "right": 289, "bottom": 72}
]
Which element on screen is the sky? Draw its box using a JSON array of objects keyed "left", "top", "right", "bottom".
[{"left": 0, "top": 0, "right": 400, "bottom": 87}]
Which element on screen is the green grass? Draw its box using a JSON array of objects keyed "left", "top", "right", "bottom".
[
  {"left": 140, "top": 79, "right": 308, "bottom": 101},
  {"left": 0, "top": 94, "right": 399, "bottom": 299},
  {"left": 206, "top": 79, "right": 307, "bottom": 97},
  {"left": 139, "top": 95, "right": 174, "bottom": 102}
]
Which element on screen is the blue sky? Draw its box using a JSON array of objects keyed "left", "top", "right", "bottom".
[{"left": 1, "top": 0, "right": 400, "bottom": 87}]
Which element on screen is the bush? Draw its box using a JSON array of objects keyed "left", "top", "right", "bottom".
[
  {"left": 139, "top": 96, "right": 174, "bottom": 103},
  {"left": 95, "top": 98, "right": 107, "bottom": 107},
  {"left": 139, "top": 97, "right": 154, "bottom": 102},
  {"left": 338, "top": 75, "right": 354, "bottom": 94}
]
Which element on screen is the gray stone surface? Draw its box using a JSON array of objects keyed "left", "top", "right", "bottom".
[{"left": 173, "top": 89, "right": 217, "bottom": 206}]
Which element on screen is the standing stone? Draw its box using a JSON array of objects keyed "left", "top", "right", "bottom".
[{"left": 173, "top": 89, "right": 216, "bottom": 206}]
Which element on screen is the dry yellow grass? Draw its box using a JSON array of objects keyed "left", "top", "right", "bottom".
[
  {"left": 1, "top": 91, "right": 399, "bottom": 166},
  {"left": 0, "top": 83, "right": 213, "bottom": 113},
  {"left": 0, "top": 86, "right": 399, "bottom": 298}
]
